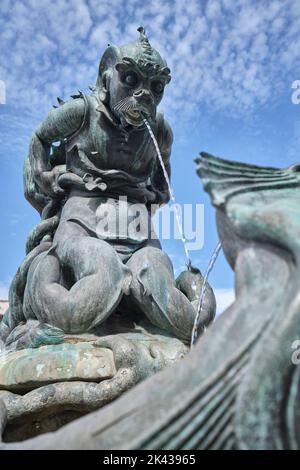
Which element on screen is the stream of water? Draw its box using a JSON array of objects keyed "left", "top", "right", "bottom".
[
  {"left": 143, "top": 118, "right": 221, "bottom": 347},
  {"left": 143, "top": 118, "right": 191, "bottom": 267},
  {"left": 190, "top": 241, "right": 222, "bottom": 347}
]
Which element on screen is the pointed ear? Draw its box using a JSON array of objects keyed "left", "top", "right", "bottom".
[
  {"left": 96, "top": 45, "right": 120, "bottom": 86},
  {"left": 96, "top": 45, "right": 120, "bottom": 103},
  {"left": 99, "top": 69, "right": 112, "bottom": 103}
]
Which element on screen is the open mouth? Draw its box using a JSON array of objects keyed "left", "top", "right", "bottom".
[
  {"left": 126, "top": 108, "right": 141, "bottom": 120},
  {"left": 123, "top": 107, "right": 149, "bottom": 127},
  {"left": 124, "top": 108, "right": 151, "bottom": 127},
  {"left": 113, "top": 98, "right": 152, "bottom": 127}
]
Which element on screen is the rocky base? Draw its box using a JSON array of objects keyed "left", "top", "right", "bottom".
[
  {"left": 0, "top": 329, "right": 188, "bottom": 442},
  {"left": 0, "top": 342, "right": 116, "bottom": 392}
]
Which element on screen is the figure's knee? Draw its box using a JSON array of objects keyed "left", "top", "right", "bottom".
[
  {"left": 23, "top": 240, "right": 132, "bottom": 331},
  {"left": 127, "top": 247, "right": 173, "bottom": 276},
  {"left": 58, "top": 237, "right": 132, "bottom": 297}
]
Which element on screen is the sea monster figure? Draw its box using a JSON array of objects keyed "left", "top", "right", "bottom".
[{"left": 0, "top": 27, "right": 215, "bottom": 350}]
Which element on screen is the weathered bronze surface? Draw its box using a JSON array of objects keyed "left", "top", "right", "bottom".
[
  {"left": 0, "top": 28, "right": 215, "bottom": 439},
  {"left": 0, "top": 27, "right": 214, "bottom": 347}
]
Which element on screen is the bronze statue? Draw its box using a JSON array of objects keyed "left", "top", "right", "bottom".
[
  {"left": 0, "top": 28, "right": 215, "bottom": 352},
  {"left": 1, "top": 27, "right": 297, "bottom": 450},
  {"left": 0, "top": 28, "right": 217, "bottom": 439}
]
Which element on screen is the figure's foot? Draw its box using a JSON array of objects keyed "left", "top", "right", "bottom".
[
  {"left": 4, "top": 320, "right": 64, "bottom": 352},
  {"left": 176, "top": 267, "right": 216, "bottom": 328}
]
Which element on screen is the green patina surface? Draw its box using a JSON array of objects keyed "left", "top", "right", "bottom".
[{"left": 0, "top": 342, "right": 116, "bottom": 392}]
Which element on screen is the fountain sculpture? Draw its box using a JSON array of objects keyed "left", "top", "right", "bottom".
[
  {"left": 1, "top": 27, "right": 298, "bottom": 450},
  {"left": 0, "top": 27, "right": 215, "bottom": 441}
]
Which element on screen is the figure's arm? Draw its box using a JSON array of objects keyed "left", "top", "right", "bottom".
[
  {"left": 29, "top": 98, "right": 85, "bottom": 197},
  {"left": 150, "top": 116, "right": 173, "bottom": 205}
]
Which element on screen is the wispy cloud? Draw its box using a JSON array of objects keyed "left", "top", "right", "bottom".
[
  {"left": 0, "top": 0, "right": 299, "bottom": 127},
  {"left": 214, "top": 288, "right": 235, "bottom": 316}
]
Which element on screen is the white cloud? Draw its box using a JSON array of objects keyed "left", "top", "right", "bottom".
[
  {"left": 214, "top": 288, "right": 235, "bottom": 316},
  {"left": 0, "top": 0, "right": 299, "bottom": 128}
]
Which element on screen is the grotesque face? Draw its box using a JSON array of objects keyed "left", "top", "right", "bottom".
[
  {"left": 108, "top": 59, "right": 168, "bottom": 127},
  {"left": 97, "top": 27, "right": 171, "bottom": 128}
]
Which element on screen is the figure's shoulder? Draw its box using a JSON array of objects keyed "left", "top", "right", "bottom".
[
  {"left": 156, "top": 112, "right": 173, "bottom": 149},
  {"left": 35, "top": 93, "right": 88, "bottom": 140},
  {"left": 54, "top": 93, "right": 86, "bottom": 116},
  {"left": 54, "top": 91, "right": 103, "bottom": 122},
  {"left": 57, "top": 92, "right": 97, "bottom": 130}
]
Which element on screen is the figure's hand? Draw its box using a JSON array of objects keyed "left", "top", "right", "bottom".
[
  {"left": 39, "top": 165, "right": 66, "bottom": 197},
  {"left": 144, "top": 187, "right": 157, "bottom": 203}
]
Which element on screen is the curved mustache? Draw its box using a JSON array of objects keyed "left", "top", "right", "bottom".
[{"left": 112, "top": 97, "right": 151, "bottom": 116}]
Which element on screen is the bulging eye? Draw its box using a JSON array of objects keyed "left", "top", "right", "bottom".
[
  {"left": 122, "top": 72, "right": 139, "bottom": 87},
  {"left": 151, "top": 80, "right": 164, "bottom": 94}
]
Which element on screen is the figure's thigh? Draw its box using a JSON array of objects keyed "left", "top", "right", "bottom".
[
  {"left": 54, "top": 219, "right": 113, "bottom": 278},
  {"left": 53, "top": 218, "right": 87, "bottom": 247}
]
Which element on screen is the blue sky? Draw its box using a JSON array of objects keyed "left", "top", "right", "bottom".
[{"left": 1, "top": 0, "right": 300, "bottom": 313}]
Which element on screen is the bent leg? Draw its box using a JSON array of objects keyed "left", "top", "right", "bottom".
[
  {"left": 126, "top": 247, "right": 195, "bottom": 342},
  {"left": 24, "top": 236, "right": 131, "bottom": 333}
]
